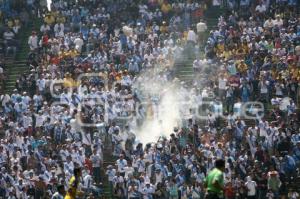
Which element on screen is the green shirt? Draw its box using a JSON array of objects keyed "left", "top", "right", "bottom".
[
  {"left": 268, "top": 177, "right": 281, "bottom": 192},
  {"left": 205, "top": 168, "right": 224, "bottom": 194}
]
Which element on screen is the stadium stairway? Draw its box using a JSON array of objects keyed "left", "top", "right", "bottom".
[
  {"left": 102, "top": 141, "right": 117, "bottom": 199},
  {"left": 175, "top": 7, "right": 221, "bottom": 83},
  {"left": 174, "top": 53, "right": 194, "bottom": 83},
  {"left": 4, "top": 19, "right": 42, "bottom": 94}
]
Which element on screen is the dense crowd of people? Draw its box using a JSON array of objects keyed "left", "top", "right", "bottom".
[{"left": 0, "top": 0, "right": 299, "bottom": 198}]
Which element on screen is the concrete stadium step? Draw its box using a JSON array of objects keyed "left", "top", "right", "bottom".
[
  {"left": 3, "top": 17, "right": 42, "bottom": 94},
  {"left": 101, "top": 149, "right": 117, "bottom": 199}
]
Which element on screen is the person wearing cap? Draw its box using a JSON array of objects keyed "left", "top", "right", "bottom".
[{"left": 204, "top": 159, "right": 225, "bottom": 199}]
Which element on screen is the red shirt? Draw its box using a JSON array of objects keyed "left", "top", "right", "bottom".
[
  {"left": 42, "top": 35, "right": 49, "bottom": 45},
  {"left": 51, "top": 56, "right": 60, "bottom": 65},
  {"left": 85, "top": 158, "right": 93, "bottom": 174},
  {"left": 225, "top": 186, "right": 235, "bottom": 198}
]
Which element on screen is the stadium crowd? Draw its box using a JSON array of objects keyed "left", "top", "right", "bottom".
[{"left": 0, "top": 0, "right": 299, "bottom": 198}]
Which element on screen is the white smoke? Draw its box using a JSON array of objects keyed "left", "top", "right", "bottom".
[
  {"left": 131, "top": 71, "right": 184, "bottom": 144},
  {"left": 136, "top": 84, "right": 181, "bottom": 144}
]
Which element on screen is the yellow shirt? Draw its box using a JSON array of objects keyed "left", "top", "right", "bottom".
[
  {"left": 44, "top": 15, "right": 55, "bottom": 25},
  {"left": 241, "top": 44, "right": 249, "bottom": 54},
  {"left": 237, "top": 62, "right": 247, "bottom": 73},
  {"left": 161, "top": 3, "right": 172, "bottom": 14},
  {"left": 56, "top": 15, "right": 66, "bottom": 23},
  {"left": 157, "top": 0, "right": 164, "bottom": 5},
  {"left": 65, "top": 176, "right": 78, "bottom": 199},
  {"left": 236, "top": 48, "right": 245, "bottom": 57},
  {"left": 69, "top": 50, "right": 79, "bottom": 58},
  {"left": 160, "top": 25, "right": 168, "bottom": 34},
  {"left": 216, "top": 44, "right": 225, "bottom": 56},
  {"left": 63, "top": 77, "right": 79, "bottom": 88},
  {"left": 222, "top": 50, "right": 232, "bottom": 60},
  {"left": 289, "top": 67, "right": 299, "bottom": 80}
]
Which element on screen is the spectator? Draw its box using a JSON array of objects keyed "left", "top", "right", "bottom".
[
  {"left": 28, "top": 31, "right": 38, "bottom": 51},
  {"left": 3, "top": 28, "right": 16, "bottom": 57},
  {"left": 245, "top": 176, "right": 257, "bottom": 199}
]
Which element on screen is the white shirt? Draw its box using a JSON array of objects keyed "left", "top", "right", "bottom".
[
  {"left": 63, "top": 161, "right": 74, "bottom": 176},
  {"left": 1, "top": 94, "right": 10, "bottom": 106},
  {"left": 35, "top": 114, "right": 45, "bottom": 127},
  {"left": 260, "top": 82, "right": 268, "bottom": 94},
  {"left": 116, "top": 158, "right": 127, "bottom": 173},
  {"left": 83, "top": 174, "right": 93, "bottom": 189},
  {"left": 218, "top": 78, "right": 227, "bottom": 90},
  {"left": 3, "top": 31, "right": 15, "bottom": 40},
  {"left": 245, "top": 180, "right": 257, "bottom": 196},
  {"left": 142, "top": 185, "right": 155, "bottom": 199},
  {"left": 51, "top": 192, "right": 64, "bottom": 199},
  {"left": 36, "top": 78, "right": 46, "bottom": 92},
  {"left": 144, "top": 53, "right": 154, "bottom": 62},
  {"left": 74, "top": 37, "right": 84, "bottom": 52},
  {"left": 213, "top": 0, "right": 221, "bottom": 6},
  {"left": 255, "top": 4, "right": 266, "bottom": 13},
  {"left": 28, "top": 35, "right": 38, "bottom": 50},
  {"left": 23, "top": 115, "right": 32, "bottom": 128},
  {"left": 106, "top": 169, "right": 116, "bottom": 182},
  {"left": 113, "top": 175, "right": 124, "bottom": 185},
  {"left": 273, "top": 19, "right": 283, "bottom": 27},
  {"left": 193, "top": 60, "right": 201, "bottom": 69},
  {"left": 54, "top": 23, "right": 65, "bottom": 37},
  {"left": 187, "top": 30, "right": 197, "bottom": 43},
  {"left": 33, "top": 94, "right": 42, "bottom": 106},
  {"left": 197, "top": 22, "right": 207, "bottom": 33},
  {"left": 54, "top": 23, "right": 64, "bottom": 33},
  {"left": 264, "top": 20, "right": 274, "bottom": 29},
  {"left": 90, "top": 153, "right": 101, "bottom": 167},
  {"left": 40, "top": 24, "right": 50, "bottom": 33}
]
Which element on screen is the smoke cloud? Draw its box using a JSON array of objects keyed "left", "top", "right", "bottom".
[{"left": 131, "top": 69, "right": 184, "bottom": 144}]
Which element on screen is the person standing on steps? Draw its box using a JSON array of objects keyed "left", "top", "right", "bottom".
[
  {"left": 196, "top": 19, "right": 207, "bottom": 47},
  {"left": 28, "top": 31, "right": 38, "bottom": 52}
]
